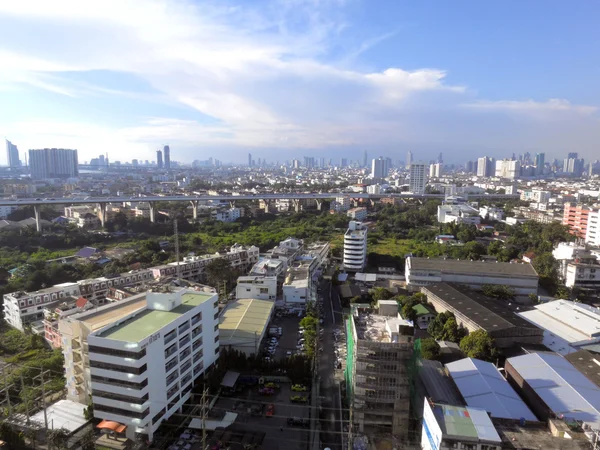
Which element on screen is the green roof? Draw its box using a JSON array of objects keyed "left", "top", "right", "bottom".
[
  {"left": 100, "top": 292, "right": 213, "bottom": 342},
  {"left": 412, "top": 303, "right": 433, "bottom": 316},
  {"left": 435, "top": 404, "right": 478, "bottom": 439}
]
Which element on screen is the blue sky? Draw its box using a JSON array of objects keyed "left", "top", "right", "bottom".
[{"left": 0, "top": 0, "right": 598, "bottom": 165}]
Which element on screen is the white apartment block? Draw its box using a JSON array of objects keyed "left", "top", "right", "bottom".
[
  {"left": 215, "top": 207, "right": 243, "bottom": 222},
  {"left": 586, "top": 210, "right": 600, "bottom": 247},
  {"left": 437, "top": 204, "right": 481, "bottom": 225},
  {"left": 78, "top": 270, "right": 154, "bottom": 303},
  {"left": 235, "top": 276, "right": 277, "bottom": 300},
  {"left": 3, "top": 283, "right": 82, "bottom": 331},
  {"left": 409, "top": 162, "right": 427, "bottom": 194},
  {"left": 60, "top": 293, "right": 148, "bottom": 404},
  {"left": 347, "top": 207, "right": 368, "bottom": 221},
  {"left": 334, "top": 196, "right": 351, "bottom": 212},
  {"left": 344, "top": 221, "right": 368, "bottom": 272},
  {"left": 429, "top": 163, "right": 443, "bottom": 178},
  {"left": 520, "top": 189, "right": 551, "bottom": 203},
  {"left": 495, "top": 159, "right": 520, "bottom": 179},
  {"left": 87, "top": 289, "right": 220, "bottom": 442},
  {"left": 565, "top": 262, "right": 600, "bottom": 290},
  {"left": 479, "top": 205, "right": 504, "bottom": 221}
]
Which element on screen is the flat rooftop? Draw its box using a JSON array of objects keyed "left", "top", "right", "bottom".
[
  {"left": 79, "top": 295, "right": 147, "bottom": 331},
  {"left": 352, "top": 311, "right": 411, "bottom": 342},
  {"left": 99, "top": 292, "right": 213, "bottom": 342},
  {"left": 432, "top": 403, "right": 502, "bottom": 443},
  {"left": 423, "top": 283, "right": 542, "bottom": 334},
  {"left": 565, "top": 350, "right": 600, "bottom": 387},
  {"left": 409, "top": 257, "right": 538, "bottom": 278},
  {"left": 219, "top": 299, "right": 274, "bottom": 351}
]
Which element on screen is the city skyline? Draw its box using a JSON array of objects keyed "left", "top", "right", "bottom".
[{"left": 0, "top": 1, "right": 599, "bottom": 164}]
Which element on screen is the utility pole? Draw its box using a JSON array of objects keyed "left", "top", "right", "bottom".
[
  {"left": 201, "top": 388, "right": 208, "bottom": 449},
  {"left": 174, "top": 219, "right": 181, "bottom": 282}
]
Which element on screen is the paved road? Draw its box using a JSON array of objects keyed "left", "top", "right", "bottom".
[{"left": 318, "top": 276, "right": 343, "bottom": 450}]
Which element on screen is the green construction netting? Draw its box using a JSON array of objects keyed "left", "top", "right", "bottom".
[{"left": 345, "top": 318, "right": 354, "bottom": 402}]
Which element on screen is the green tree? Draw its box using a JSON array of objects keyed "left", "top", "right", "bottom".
[
  {"left": 481, "top": 284, "right": 515, "bottom": 300},
  {"left": 83, "top": 401, "right": 94, "bottom": 421},
  {"left": 420, "top": 338, "right": 441, "bottom": 360},
  {"left": 204, "top": 258, "right": 239, "bottom": 295},
  {"left": 370, "top": 287, "right": 393, "bottom": 302},
  {"left": 460, "top": 330, "right": 497, "bottom": 361},
  {"left": 555, "top": 285, "right": 571, "bottom": 299},
  {"left": 0, "top": 422, "right": 26, "bottom": 448},
  {"left": 427, "top": 311, "right": 453, "bottom": 340}
]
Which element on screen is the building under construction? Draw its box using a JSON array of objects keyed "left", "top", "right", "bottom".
[{"left": 345, "top": 304, "right": 414, "bottom": 440}]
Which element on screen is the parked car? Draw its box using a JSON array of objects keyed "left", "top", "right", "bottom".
[
  {"left": 266, "top": 404, "right": 274, "bottom": 417},
  {"left": 292, "top": 384, "right": 308, "bottom": 392},
  {"left": 287, "top": 417, "right": 310, "bottom": 428},
  {"left": 290, "top": 395, "right": 308, "bottom": 403}
]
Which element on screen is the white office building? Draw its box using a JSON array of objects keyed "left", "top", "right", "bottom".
[
  {"left": 235, "top": 276, "right": 277, "bottom": 300},
  {"left": 347, "top": 207, "right": 368, "bottom": 221},
  {"left": 587, "top": 210, "right": 600, "bottom": 247},
  {"left": 409, "top": 162, "right": 427, "bottom": 194},
  {"left": 479, "top": 205, "right": 504, "bottom": 221},
  {"left": 437, "top": 204, "right": 481, "bottom": 225},
  {"left": 371, "top": 157, "right": 388, "bottom": 179},
  {"left": 87, "top": 289, "right": 220, "bottom": 442},
  {"left": 495, "top": 159, "right": 520, "bottom": 179},
  {"left": 429, "top": 163, "right": 443, "bottom": 178},
  {"left": 344, "top": 221, "right": 368, "bottom": 272}
]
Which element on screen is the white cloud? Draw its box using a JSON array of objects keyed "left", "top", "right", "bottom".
[{"left": 0, "top": 0, "right": 598, "bottom": 162}]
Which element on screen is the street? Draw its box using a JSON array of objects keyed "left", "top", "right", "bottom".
[{"left": 318, "top": 273, "right": 344, "bottom": 450}]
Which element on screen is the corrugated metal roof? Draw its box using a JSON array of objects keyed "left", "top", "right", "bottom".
[
  {"left": 446, "top": 357, "right": 537, "bottom": 421},
  {"left": 507, "top": 352, "right": 600, "bottom": 428}
]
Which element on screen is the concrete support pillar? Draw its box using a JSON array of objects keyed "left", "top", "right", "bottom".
[
  {"left": 190, "top": 200, "right": 199, "bottom": 220},
  {"left": 97, "top": 203, "right": 107, "bottom": 228},
  {"left": 149, "top": 201, "right": 156, "bottom": 223},
  {"left": 316, "top": 199, "right": 323, "bottom": 211},
  {"left": 370, "top": 199, "right": 376, "bottom": 207},
  {"left": 260, "top": 199, "right": 271, "bottom": 213},
  {"left": 33, "top": 205, "right": 41, "bottom": 233},
  {"left": 292, "top": 199, "right": 301, "bottom": 213},
  {"left": 229, "top": 201, "right": 235, "bottom": 209}
]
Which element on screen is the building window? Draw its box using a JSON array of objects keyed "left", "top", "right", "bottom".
[
  {"left": 89, "top": 345, "right": 146, "bottom": 360},
  {"left": 95, "top": 404, "right": 149, "bottom": 420},
  {"left": 90, "top": 361, "right": 147, "bottom": 375},
  {"left": 152, "top": 407, "right": 166, "bottom": 425}
]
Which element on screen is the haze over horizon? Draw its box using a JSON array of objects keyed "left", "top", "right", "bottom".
[{"left": 0, "top": 0, "right": 599, "bottom": 165}]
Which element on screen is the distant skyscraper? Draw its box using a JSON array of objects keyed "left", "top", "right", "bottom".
[
  {"left": 363, "top": 151, "right": 368, "bottom": 168},
  {"left": 564, "top": 156, "right": 585, "bottom": 176},
  {"left": 437, "top": 152, "right": 443, "bottom": 164},
  {"left": 29, "top": 148, "right": 78, "bottom": 179},
  {"left": 409, "top": 162, "right": 426, "bottom": 194},
  {"left": 568, "top": 152, "right": 578, "bottom": 159},
  {"left": 248, "top": 153, "right": 252, "bottom": 167},
  {"left": 371, "top": 157, "right": 388, "bottom": 179},
  {"left": 406, "top": 151, "right": 413, "bottom": 169},
  {"left": 495, "top": 159, "right": 520, "bottom": 179},
  {"left": 319, "top": 157, "right": 325, "bottom": 168},
  {"left": 6, "top": 140, "right": 20, "bottom": 168},
  {"left": 340, "top": 158, "right": 348, "bottom": 168},
  {"left": 535, "top": 153, "right": 545, "bottom": 175},
  {"left": 156, "top": 150, "right": 163, "bottom": 169},
  {"left": 163, "top": 145, "right": 171, "bottom": 170},
  {"left": 429, "top": 163, "right": 443, "bottom": 178},
  {"left": 477, "top": 156, "right": 495, "bottom": 177}
]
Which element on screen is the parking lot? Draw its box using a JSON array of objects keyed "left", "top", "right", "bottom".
[
  {"left": 211, "top": 383, "right": 310, "bottom": 450},
  {"left": 261, "top": 307, "right": 305, "bottom": 361}
]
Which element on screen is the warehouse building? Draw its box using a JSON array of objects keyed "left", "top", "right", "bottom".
[
  {"left": 421, "top": 283, "right": 543, "bottom": 348},
  {"left": 505, "top": 352, "right": 600, "bottom": 429},
  {"left": 218, "top": 298, "right": 275, "bottom": 355},
  {"left": 445, "top": 358, "right": 537, "bottom": 421},
  {"left": 406, "top": 257, "right": 539, "bottom": 298},
  {"left": 518, "top": 300, "right": 600, "bottom": 355}
]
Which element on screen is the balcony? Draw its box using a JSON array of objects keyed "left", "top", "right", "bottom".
[
  {"left": 164, "top": 330, "right": 177, "bottom": 345},
  {"left": 178, "top": 322, "right": 190, "bottom": 334},
  {"left": 164, "top": 344, "right": 177, "bottom": 359}
]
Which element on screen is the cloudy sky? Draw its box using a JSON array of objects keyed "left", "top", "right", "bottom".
[{"left": 0, "top": 0, "right": 599, "bottom": 165}]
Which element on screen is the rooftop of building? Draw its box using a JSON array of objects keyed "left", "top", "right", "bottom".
[
  {"left": 219, "top": 298, "right": 274, "bottom": 347},
  {"left": 518, "top": 300, "right": 600, "bottom": 342},
  {"left": 445, "top": 358, "right": 537, "bottom": 421},
  {"left": 417, "top": 359, "right": 465, "bottom": 406},
  {"left": 422, "top": 283, "right": 542, "bottom": 334},
  {"left": 409, "top": 257, "right": 538, "bottom": 278},
  {"left": 71, "top": 293, "right": 148, "bottom": 330},
  {"left": 492, "top": 419, "right": 592, "bottom": 450},
  {"left": 352, "top": 308, "right": 412, "bottom": 343},
  {"left": 98, "top": 291, "right": 214, "bottom": 342},
  {"left": 431, "top": 403, "right": 502, "bottom": 443},
  {"left": 565, "top": 350, "right": 600, "bottom": 388},
  {"left": 507, "top": 352, "right": 600, "bottom": 428}
]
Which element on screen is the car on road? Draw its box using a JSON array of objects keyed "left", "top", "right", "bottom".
[
  {"left": 266, "top": 404, "right": 274, "bottom": 417},
  {"left": 290, "top": 395, "right": 308, "bottom": 403},
  {"left": 292, "top": 384, "right": 308, "bottom": 392},
  {"left": 287, "top": 417, "right": 310, "bottom": 428}
]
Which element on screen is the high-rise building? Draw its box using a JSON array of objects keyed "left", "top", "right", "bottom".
[
  {"left": 438, "top": 152, "right": 443, "bottom": 164},
  {"left": 340, "top": 158, "right": 348, "bottom": 168},
  {"left": 371, "top": 157, "right": 388, "bottom": 179},
  {"left": 156, "top": 150, "right": 163, "bottom": 169},
  {"left": 6, "top": 139, "right": 20, "bottom": 168},
  {"left": 363, "top": 150, "right": 368, "bottom": 168},
  {"left": 429, "top": 163, "right": 443, "bottom": 178},
  {"left": 477, "top": 156, "right": 495, "bottom": 177},
  {"left": 409, "top": 162, "right": 426, "bottom": 194},
  {"left": 495, "top": 159, "right": 521, "bottom": 179},
  {"left": 343, "top": 221, "right": 368, "bottom": 271},
  {"left": 406, "top": 151, "right": 413, "bottom": 169},
  {"left": 563, "top": 156, "right": 585, "bottom": 176},
  {"left": 248, "top": 153, "right": 252, "bottom": 167},
  {"left": 88, "top": 289, "right": 220, "bottom": 442},
  {"left": 535, "top": 152, "right": 545, "bottom": 175},
  {"left": 29, "top": 148, "right": 78, "bottom": 179},
  {"left": 163, "top": 145, "right": 171, "bottom": 170},
  {"left": 563, "top": 202, "right": 592, "bottom": 239}
]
